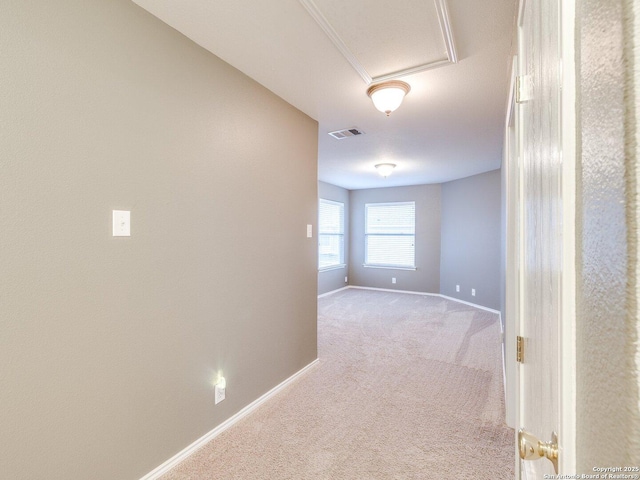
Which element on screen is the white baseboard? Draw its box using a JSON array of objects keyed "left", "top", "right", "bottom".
[
  {"left": 348, "top": 286, "right": 501, "bottom": 315},
  {"left": 348, "top": 286, "right": 440, "bottom": 297},
  {"left": 140, "top": 359, "right": 319, "bottom": 480},
  {"left": 437, "top": 294, "right": 501, "bottom": 315},
  {"left": 317, "top": 286, "right": 350, "bottom": 298}
]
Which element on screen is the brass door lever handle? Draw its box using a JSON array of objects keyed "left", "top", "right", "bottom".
[{"left": 518, "top": 429, "right": 558, "bottom": 474}]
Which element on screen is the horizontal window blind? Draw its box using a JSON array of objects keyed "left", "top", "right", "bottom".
[
  {"left": 365, "top": 202, "right": 415, "bottom": 268},
  {"left": 319, "top": 199, "right": 344, "bottom": 269}
]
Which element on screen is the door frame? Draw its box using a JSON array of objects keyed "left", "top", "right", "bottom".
[
  {"left": 503, "top": 55, "right": 518, "bottom": 432},
  {"left": 558, "top": 0, "right": 577, "bottom": 472}
]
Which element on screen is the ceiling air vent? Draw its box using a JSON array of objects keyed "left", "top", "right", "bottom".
[{"left": 328, "top": 127, "right": 365, "bottom": 140}]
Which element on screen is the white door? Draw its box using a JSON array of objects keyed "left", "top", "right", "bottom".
[{"left": 514, "top": 0, "right": 576, "bottom": 477}]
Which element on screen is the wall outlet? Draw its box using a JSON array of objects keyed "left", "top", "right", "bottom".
[
  {"left": 215, "top": 385, "right": 225, "bottom": 404},
  {"left": 392, "top": 277, "right": 396, "bottom": 284},
  {"left": 345, "top": 276, "right": 348, "bottom": 283},
  {"left": 456, "top": 284, "right": 460, "bottom": 292},
  {"left": 471, "top": 288, "right": 476, "bottom": 296},
  {"left": 215, "top": 377, "right": 226, "bottom": 405}
]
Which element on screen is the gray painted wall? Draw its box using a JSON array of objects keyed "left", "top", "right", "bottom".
[
  {"left": 318, "top": 182, "right": 349, "bottom": 295},
  {"left": 632, "top": 0, "right": 640, "bottom": 457},
  {"left": 349, "top": 185, "right": 441, "bottom": 293},
  {"left": 0, "top": 1, "right": 318, "bottom": 479},
  {"left": 440, "top": 170, "right": 501, "bottom": 310},
  {"left": 576, "top": 0, "right": 640, "bottom": 466}
]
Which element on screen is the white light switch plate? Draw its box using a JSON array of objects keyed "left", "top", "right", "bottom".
[
  {"left": 306, "top": 224, "right": 312, "bottom": 238},
  {"left": 112, "top": 210, "right": 130, "bottom": 237}
]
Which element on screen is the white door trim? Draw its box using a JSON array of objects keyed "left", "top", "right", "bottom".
[
  {"left": 559, "top": 0, "right": 577, "bottom": 472},
  {"left": 504, "top": 55, "right": 518, "bottom": 430}
]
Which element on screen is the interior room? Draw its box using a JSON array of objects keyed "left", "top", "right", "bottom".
[{"left": 1, "top": 0, "right": 638, "bottom": 479}]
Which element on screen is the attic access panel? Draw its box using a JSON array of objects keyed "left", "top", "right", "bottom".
[{"left": 300, "top": 0, "right": 457, "bottom": 84}]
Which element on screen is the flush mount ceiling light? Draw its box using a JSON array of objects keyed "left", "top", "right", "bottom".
[
  {"left": 375, "top": 163, "right": 396, "bottom": 178},
  {"left": 366, "top": 80, "right": 411, "bottom": 116}
]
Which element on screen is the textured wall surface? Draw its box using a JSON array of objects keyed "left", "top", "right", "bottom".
[
  {"left": 624, "top": 0, "right": 640, "bottom": 462},
  {"left": 0, "top": 0, "right": 318, "bottom": 478},
  {"left": 349, "top": 185, "right": 441, "bottom": 293},
  {"left": 577, "top": 0, "right": 640, "bottom": 467},
  {"left": 440, "top": 170, "right": 502, "bottom": 310},
  {"left": 318, "top": 181, "right": 349, "bottom": 295}
]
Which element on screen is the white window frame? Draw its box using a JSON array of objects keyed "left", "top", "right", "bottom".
[
  {"left": 318, "top": 198, "right": 345, "bottom": 271},
  {"left": 364, "top": 201, "right": 416, "bottom": 270}
]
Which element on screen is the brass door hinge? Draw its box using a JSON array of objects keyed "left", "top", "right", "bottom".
[{"left": 517, "top": 336, "right": 524, "bottom": 363}]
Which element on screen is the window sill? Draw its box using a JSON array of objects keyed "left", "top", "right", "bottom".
[
  {"left": 363, "top": 264, "right": 416, "bottom": 271},
  {"left": 319, "top": 264, "right": 346, "bottom": 272}
]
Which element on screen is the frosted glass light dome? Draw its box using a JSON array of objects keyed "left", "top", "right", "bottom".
[
  {"left": 375, "top": 163, "right": 396, "bottom": 177},
  {"left": 366, "top": 81, "right": 411, "bottom": 116}
]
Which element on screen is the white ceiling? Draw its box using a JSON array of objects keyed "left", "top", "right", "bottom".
[{"left": 131, "top": 0, "right": 516, "bottom": 190}]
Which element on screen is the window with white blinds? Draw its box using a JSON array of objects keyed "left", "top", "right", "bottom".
[
  {"left": 365, "top": 202, "right": 416, "bottom": 268},
  {"left": 318, "top": 199, "right": 345, "bottom": 270}
]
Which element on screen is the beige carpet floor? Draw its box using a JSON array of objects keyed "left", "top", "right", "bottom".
[{"left": 161, "top": 288, "right": 515, "bottom": 479}]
